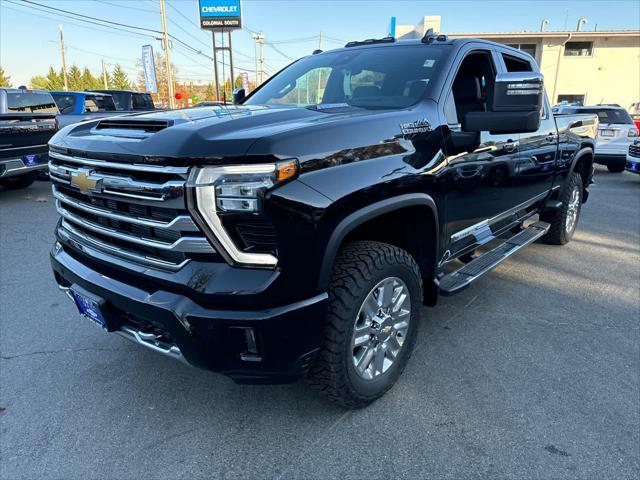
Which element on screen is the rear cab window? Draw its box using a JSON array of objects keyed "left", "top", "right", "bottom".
[
  {"left": 52, "top": 94, "right": 76, "bottom": 114},
  {"left": 132, "top": 93, "right": 153, "bottom": 109},
  {"left": 6, "top": 92, "right": 58, "bottom": 114},
  {"left": 84, "top": 95, "right": 116, "bottom": 112}
]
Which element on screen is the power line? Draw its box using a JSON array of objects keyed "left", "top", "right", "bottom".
[
  {"left": 93, "top": 0, "right": 156, "bottom": 13},
  {"left": 3, "top": 2, "right": 159, "bottom": 42},
  {"left": 18, "top": 0, "right": 163, "bottom": 34}
]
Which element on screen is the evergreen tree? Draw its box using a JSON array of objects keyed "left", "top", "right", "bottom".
[
  {"left": 29, "top": 75, "right": 48, "bottom": 90},
  {"left": 111, "top": 64, "right": 131, "bottom": 89},
  {"left": 67, "top": 65, "right": 83, "bottom": 91},
  {"left": 0, "top": 66, "right": 11, "bottom": 87},
  {"left": 45, "top": 66, "right": 64, "bottom": 90},
  {"left": 81, "top": 67, "right": 99, "bottom": 90}
]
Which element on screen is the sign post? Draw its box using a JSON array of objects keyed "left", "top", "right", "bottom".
[{"left": 198, "top": 0, "right": 242, "bottom": 101}]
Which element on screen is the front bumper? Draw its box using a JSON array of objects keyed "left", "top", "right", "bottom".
[
  {"left": 0, "top": 153, "right": 49, "bottom": 178},
  {"left": 51, "top": 245, "right": 328, "bottom": 384},
  {"left": 626, "top": 157, "right": 640, "bottom": 174},
  {"left": 594, "top": 153, "right": 626, "bottom": 167}
]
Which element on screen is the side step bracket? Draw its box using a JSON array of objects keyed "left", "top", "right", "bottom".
[{"left": 439, "top": 221, "right": 550, "bottom": 296}]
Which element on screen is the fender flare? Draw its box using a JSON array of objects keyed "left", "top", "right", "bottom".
[
  {"left": 567, "top": 146, "right": 595, "bottom": 197},
  {"left": 317, "top": 193, "right": 439, "bottom": 289}
]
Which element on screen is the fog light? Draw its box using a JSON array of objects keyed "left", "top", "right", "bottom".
[{"left": 230, "top": 326, "right": 262, "bottom": 362}]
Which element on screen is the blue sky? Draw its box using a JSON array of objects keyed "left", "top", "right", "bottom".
[{"left": 1, "top": 0, "right": 639, "bottom": 87}]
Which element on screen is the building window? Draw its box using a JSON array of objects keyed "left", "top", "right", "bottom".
[
  {"left": 506, "top": 43, "right": 537, "bottom": 58},
  {"left": 564, "top": 41, "right": 593, "bottom": 56},
  {"left": 557, "top": 94, "right": 585, "bottom": 106}
]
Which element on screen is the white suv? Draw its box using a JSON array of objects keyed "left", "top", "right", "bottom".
[{"left": 555, "top": 105, "right": 638, "bottom": 172}]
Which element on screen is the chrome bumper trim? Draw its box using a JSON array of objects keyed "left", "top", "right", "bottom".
[
  {"left": 58, "top": 285, "right": 186, "bottom": 364},
  {"left": 0, "top": 158, "right": 47, "bottom": 178}
]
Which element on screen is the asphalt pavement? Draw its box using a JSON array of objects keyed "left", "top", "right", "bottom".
[{"left": 1, "top": 167, "right": 639, "bottom": 480}]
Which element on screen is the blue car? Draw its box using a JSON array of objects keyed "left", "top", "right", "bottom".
[{"left": 50, "top": 91, "right": 119, "bottom": 128}]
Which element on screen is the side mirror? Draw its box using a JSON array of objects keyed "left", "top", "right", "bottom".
[
  {"left": 462, "top": 72, "right": 544, "bottom": 134},
  {"left": 233, "top": 88, "right": 246, "bottom": 104},
  {"left": 493, "top": 72, "right": 543, "bottom": 112}
]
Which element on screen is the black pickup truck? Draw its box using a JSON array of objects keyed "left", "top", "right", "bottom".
[
  {"left": 1, "top": 88, "right": 58, "bottom": 189},
  {"left": 49, "top": 35, "right": 597, "bottom": 407}
]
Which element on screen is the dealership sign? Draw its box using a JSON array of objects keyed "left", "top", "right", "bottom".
[
  {"left": 141, "top": 45, "right": 157, "bottom": 93},
  {"left": 198, "top": 0, "right": 242, "bottom": 30}
]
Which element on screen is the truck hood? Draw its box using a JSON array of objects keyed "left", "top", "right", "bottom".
[{"left": 49, "top": 103, "right": 437, "bottom": 166}]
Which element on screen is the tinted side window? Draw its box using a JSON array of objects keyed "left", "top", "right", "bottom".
[
  {"left": 52, "top": 94, "right": 76, "bottom": 114},
  {"left": 7, "top": 92, "right": 59, "bottom": 114},
  {"left": 502, "top": 54, "right": 533, "bottom": 72}
]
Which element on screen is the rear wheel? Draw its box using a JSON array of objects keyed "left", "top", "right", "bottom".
[
  {"left": 607, "top": 164, "right": 625, "bottom": 173},
  {"left": 542, "top": 172, "right": 583, "bottom": 245},
  {"left": 307, "top": 241, "right": 422, "bottom": 408},
  {"left": 0, "top": 173, "right": 36, "bottom": 190}
]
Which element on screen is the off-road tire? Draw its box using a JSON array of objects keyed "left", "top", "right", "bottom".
[
  {"left": 607, "top": 164, "right": 625, "bottom": 173},
  {"left": 307, "top": 241, "right": 422, "bottom": 408},
  {"left": 0, "top": 173, "right": 37, "bottom": 190},
  {"left": 542, "top": 172, "right": 583, "bottom": 245}
]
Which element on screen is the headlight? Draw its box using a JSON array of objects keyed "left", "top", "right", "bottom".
[{"left": 187, "top": 160, "right": 298, "bottom": 268}]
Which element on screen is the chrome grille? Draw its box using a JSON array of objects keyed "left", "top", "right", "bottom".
[
  {"left": 629, "top": 143, "right": 640, "bottom": 158},
  {"left": 49, "top": 150, "right": 215, "bottom": 270}
]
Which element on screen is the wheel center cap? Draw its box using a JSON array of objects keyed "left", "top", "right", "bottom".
[{"left": 372, "top": 311, "right": 394, "bottom": 342}]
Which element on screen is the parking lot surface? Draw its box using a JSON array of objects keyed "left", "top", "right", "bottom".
[{"left": 1, "top": 167, "right": 638, "bottom": 480}]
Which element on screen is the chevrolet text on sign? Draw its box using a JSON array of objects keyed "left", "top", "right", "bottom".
[{"left": 198, "top": 0, "right": 242, "bottom": 30}]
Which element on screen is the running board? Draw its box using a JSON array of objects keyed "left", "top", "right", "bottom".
[{"left": 439, "top": 221, "right": 550, "bottom": 296}]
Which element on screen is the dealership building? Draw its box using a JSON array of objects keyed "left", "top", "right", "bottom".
[{"left": 395, "top": 16, "right": 640, "bottom": 109}]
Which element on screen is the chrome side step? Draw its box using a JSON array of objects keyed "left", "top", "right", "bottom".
[{"left": 439, "top": 221, "right": 550, "bottom": 296}]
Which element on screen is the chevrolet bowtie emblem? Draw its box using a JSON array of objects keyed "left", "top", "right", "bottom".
[{"left": 70, "top": 168, "right": 102, "bottom": 194}]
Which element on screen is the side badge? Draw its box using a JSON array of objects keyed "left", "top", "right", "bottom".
[{"left": 399, "top": 119, "right": 432, "bottom": 136}]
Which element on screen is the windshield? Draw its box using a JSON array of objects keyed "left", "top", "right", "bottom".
[
  {"left": 245, "top": 45, "right": 445, "bottom": 110},
  {"left": 564, "top": 108, "right": 633, "bottom": 125},
  {"left": 7, "top": 92, "right": 58, "bottom": 114}
]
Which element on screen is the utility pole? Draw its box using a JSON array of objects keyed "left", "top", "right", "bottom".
[
  {"left": 251, "top": 32, "right": 265, "bottom": 85},
  {"left": 59, "top": 24, "right": 68, "bottom": 91},
  {"left": 101, "top": 59, "right": 108, "bottom": 89},
  {"left": 159, "top": 0, "right": 175, "bottom": 109}
]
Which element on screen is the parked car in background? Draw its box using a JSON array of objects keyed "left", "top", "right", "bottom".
[
  {"left": 49, "top": 37, "right": 598, "bottom": 406},
  {"left": 0, "top": 87, "right": 58, "bottom": 190},
  {"left": 89, "top": 89, "right": 155, "bottom": 111},
  {"left": 51, "top": 91, "right": 119, "bottom": 128},
  {"left": 554, "top": 104, "right": 638, "bottom": 172},
  {"left": 626, "top": 140, "right": 640, "bottom": 175}
]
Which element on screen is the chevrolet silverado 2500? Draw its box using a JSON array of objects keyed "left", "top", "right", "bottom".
[
  {"left": 49, "top": 35, "right": 597, "bottom": 407},
  {"left": 1, "top": 88, "right": 58, "bottom": 189}
]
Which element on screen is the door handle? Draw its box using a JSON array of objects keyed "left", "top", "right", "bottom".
[
  {"left": 504, "top": 141, "right": 518, "bottom": 153},
  {"left": 546, "top": 133, "right": 557, "bottom": 142}
]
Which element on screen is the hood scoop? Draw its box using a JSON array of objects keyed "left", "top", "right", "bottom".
[{"left": 95, "top": 119, "right": 171, "bottom": 133}]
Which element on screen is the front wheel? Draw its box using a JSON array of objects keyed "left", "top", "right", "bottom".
[
  {"left": 307, "top": 241, "right": 422, "bottom": 408},
  {"left": 542, "top": 172, "right": 583, "bottom": 245}
]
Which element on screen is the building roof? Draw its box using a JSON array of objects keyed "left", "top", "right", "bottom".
[{"left": 448, "top": 30, "right": 640, "bottom": 39}]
